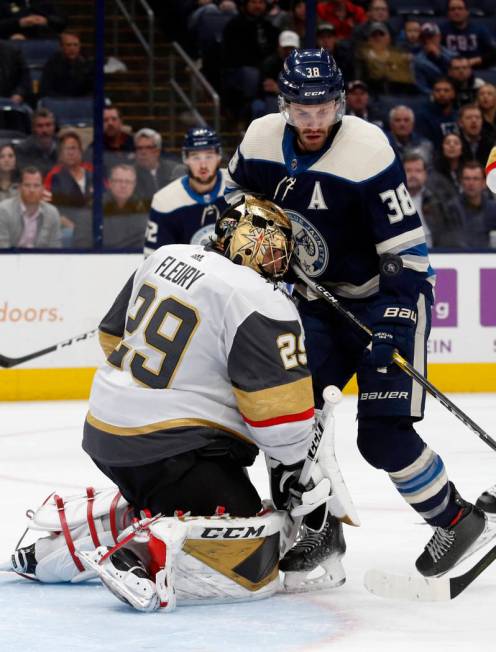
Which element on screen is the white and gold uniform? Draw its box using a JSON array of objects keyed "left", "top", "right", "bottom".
[{"left": 83, "top": 243, "right": 315, "bottom": 468}]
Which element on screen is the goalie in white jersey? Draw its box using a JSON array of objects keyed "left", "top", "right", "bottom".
[
  {"left": 8, "top": 196, "right": 348, "bottom": 611},
  {"left": 83, "top": 194, "right": 315, "bottom": 517}
]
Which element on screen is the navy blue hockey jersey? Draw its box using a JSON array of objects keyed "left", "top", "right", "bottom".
[
  {"left": 144, "top": 170, "right": 229, "bottom": 256},
  {"left": 226, "top": 114, "right": 435, "bottom": 305}
]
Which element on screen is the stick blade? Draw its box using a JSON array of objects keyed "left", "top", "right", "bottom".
[
  {"left": 364, "top": 568, "right": 451, "bottom": 602},
  {"left": 0, "top": 354, "right": 15, "bottom": 369}
]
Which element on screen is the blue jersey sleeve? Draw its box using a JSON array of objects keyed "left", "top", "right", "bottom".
[{"left": 359, "top": 156, "right": 435, "bottom": 305}]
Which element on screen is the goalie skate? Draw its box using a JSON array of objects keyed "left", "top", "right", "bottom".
[
  {"left": 78, "top": 546, "right": 162, "bottom": 612},
  {"left": 281, "top": 514, "right": 346, "bottom": 592}
]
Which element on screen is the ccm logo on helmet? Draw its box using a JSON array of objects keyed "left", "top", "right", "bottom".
[
  {"left": 304, "top": 90, "right": 326, "bottom": 97},
  {"left": 201, "top": 526, "right": 265, "bottom": 539}
]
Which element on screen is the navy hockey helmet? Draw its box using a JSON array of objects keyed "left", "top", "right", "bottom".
[
  {"left": 278, "top": 48, "right": 346, "bottom": 125},
  {"left": 182, "top": 126, "right": 221, "bottom": 161}
]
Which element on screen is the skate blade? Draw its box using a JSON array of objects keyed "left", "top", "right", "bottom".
[{"left": 283, "top": 557, "right": 346, "bottom": 593}]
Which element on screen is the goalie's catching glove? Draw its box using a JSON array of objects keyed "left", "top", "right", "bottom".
[{"left": 368, "top": 303, "right": 417, "bottom": 368}]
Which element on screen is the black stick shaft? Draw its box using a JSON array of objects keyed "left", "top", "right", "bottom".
[
  {"left": 292, "top": 263, "right": 496, "bottom": 453},
  {"left": 0, "top": 329, "right": 98, "bottom": 369}
]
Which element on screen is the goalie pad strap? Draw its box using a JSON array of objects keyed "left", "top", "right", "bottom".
[
  {"left": 86, "top": 487, "right": 102, "bottom": 548},
  {"left": 54, "top": 495, "right": 85, "bottom": 573},
  {"left": 109, "top": 491, "right": 122, "bottom": 544}
]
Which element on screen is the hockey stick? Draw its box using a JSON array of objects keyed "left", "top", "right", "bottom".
[
  {"left": 0, "top": 329, "right": 98, "bottom": 369},
  {"left": 292, "top": 262, "right": 496, "bottom": 454},
  {"left": 364, "top": 541, "right": 496, "bottom": 601}
]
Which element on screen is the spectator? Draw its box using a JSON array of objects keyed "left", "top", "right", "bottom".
[
  {"left": 187, "top": 1, "right": 237, "bottom": 89},
  {"left": 458, "top": 104, "right": 495, "bottom": 168},
  {"left": 355, "top": 22, "right": 415, "bottom": 95},
  {"left": 477, "top": 83, "right": 496, "bottom": 133},
  {"left": 351, "top": 0, "right": 396, "bottom": 46},
  {"left": 345, "top": 79, "right": 384, "bottom": 128},
  {"left": 385, "top": 105, "right": 433, "bottom": 164},
  {"left": 0, "top": 0, "right": 66, "bottom": 39},
  {"left": 413, "top": 23, "right": 456, "bottom": 96},
  {"left": 0, "top": 40, "right": 31, "bottom": 105},
  {"left": 0, "top": 144, "right": 19, "bottom": 201},
  {"left": 316, "top": 23, "right": 353, "bottom": 83},
  {"left": 84, "top": 105, "right": 135, "bottom": 173},
  {"left": 447, "top": 57, "right": 484, "bottom": 108},
  {"left": 44, "top": 130, "right": 93, "bottom": 247},
  {"left": 103, "top": 164, "right": 147, "bottom": 250},
  {"left": 134, "top": 128, "right": 185, "bottom": 208},
  {"left": 251, "top": 29, "right": 300, "bottom": 119},
  {"left": 40, "top": 31, "right": 93, "bottom": 98},
  {"left": 458, "top": 161, "right": 496, "bottom": 248},
  {"left": 441, "top": 0, "right": 496, "bottom": 69},
  {"left": 222, "top": 0, "right": 279, "bottom": 124},
  {"left": 15, "top": 108, "right": 58, "bottom": 175},
  {"left": 0, "top": 166, "right": 61, "bottom": 248},
  {"left": 434, "top": 132, "right": 465, "bottom": 194},
  {"left": 316, "top": 0, "right": 366, "bottom": 41},
  {"left": 416, "top": 77, "right": 459, "bottom": 149},
  {"left": 404, "top": 152, "right": 465, "bottom": 248},
  {"left": 270, "top": 0, "right": 306, "bottom": 41},
  {"left": 397, "top": 18, "right": 422, "bottom": 55}
]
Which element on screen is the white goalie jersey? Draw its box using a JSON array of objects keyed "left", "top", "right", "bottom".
[{"left": 83, "top": 243, "right": 315, "bottom": 468}]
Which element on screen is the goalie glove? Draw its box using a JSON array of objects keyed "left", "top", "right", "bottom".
[{"left": 267, "top": 457, "right": 331, "bottom": 524}]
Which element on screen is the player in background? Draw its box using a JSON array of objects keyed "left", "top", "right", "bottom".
[
  {"left": 143, "top": 126, "right": 229, "bottom": 256},
  {"left": 224, "top": 48, "right": 489, "bottom": 580},
  {"left": 8, "top": 196, "right": 341, "bottom": 609}
]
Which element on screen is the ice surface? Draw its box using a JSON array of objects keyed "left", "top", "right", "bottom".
[{"left": 1, "top": 394, "right": 496, "bottom": 651}]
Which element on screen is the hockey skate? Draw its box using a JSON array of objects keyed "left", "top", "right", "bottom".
[
  {"left": 280, "top": 513, "right": 346, "bottom": 592},
  {"left": 416, "top": 488, "right": 489, "bottom": 578},
  {"left": 476, "top": 484, "right": 496, "bottom": 516},
  {"left": 9, "top": 543, "right": 37, "bottom": 578},
  {"left": 78, "top": 546, "right": 162, "bottom": 612}
]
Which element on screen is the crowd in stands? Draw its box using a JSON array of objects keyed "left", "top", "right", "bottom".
[
  {"left": 0, "top": 0, "right": 495, "bottom": 252},
  {"left": 159, "top": 0, "right": 496, "bottom": 250}
]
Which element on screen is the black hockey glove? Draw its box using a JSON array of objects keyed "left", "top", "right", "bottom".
[{"left": 368, "top": 304, "right": 417, "bottom": 368}]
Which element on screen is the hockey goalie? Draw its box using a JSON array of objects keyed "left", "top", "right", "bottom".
[{"left": 3, "top": 196, "right": 358, "bottom": 612}]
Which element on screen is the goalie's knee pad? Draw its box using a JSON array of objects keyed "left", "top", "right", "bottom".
[{"left": 357, "top": 416, "right": 425, "bottom": 472}]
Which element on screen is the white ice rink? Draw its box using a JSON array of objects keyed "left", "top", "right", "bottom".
[{"left": 1, "top": 393, "right": 496, "bottom": 652}]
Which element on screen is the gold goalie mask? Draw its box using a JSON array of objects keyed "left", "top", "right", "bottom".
[{"left": 215, "top": 195, "right": 294, "bottom": 281}]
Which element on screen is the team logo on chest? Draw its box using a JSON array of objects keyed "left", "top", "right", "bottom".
[
  {"left": 285, "top": 210, "right": 329, "bottom": 277},
  {"left": 191, "top": 223, "right": 216, "bottom": 246}
]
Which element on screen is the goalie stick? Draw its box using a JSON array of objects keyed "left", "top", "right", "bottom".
[
  {"left": 291, "top": 262, "right": 496, "bottom": 454},
  {"left": 0, "top": 329, "right": 97, "bottom": 368},
  {"left": 364, "top": 541, "right": 496, "bottom": 601}
]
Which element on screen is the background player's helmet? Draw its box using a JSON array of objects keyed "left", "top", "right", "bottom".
[
  {"left": 278, "top": 48, "right": 345, "bottom": 126},
  {"left": 215, "top": 196, "right": 294, "bottom": 281},
  {"left": 182, "top": 126, "right": 222, "bottom": 161}
]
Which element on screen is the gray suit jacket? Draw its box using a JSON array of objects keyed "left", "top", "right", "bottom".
[{"left": 0, "top": 196, "right": 62, "bottom": 248}]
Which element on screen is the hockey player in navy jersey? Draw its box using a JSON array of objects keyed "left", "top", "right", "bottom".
[
  {"left": 225, "top": 48, "right": 489, "bottom": 580},
  {"left": 143, "top": 127, "right": 229, "bottom": 256}
]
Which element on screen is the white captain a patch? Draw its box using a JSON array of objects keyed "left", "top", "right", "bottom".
[{"left": 285, "top": 209, "right": 329, "bottom": 277}]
